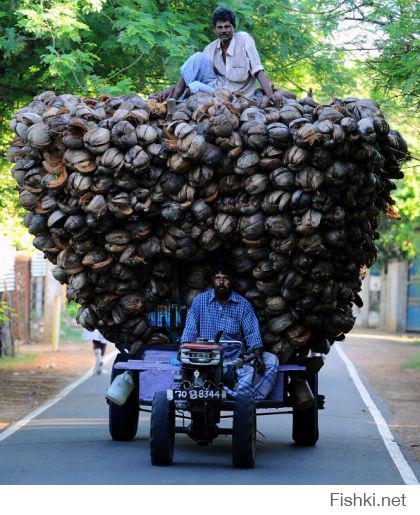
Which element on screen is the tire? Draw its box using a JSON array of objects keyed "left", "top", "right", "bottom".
[
  {"left": 108, "top": 353, "right": 139, "bottom": 441},
  {"left": 292, "top": 374, "right": 319, "bottom": 446},
  {"left": 232, "top": 395, "right": 256, "bottom": 468},
  {"left": 150, "top": 391, "right": 175, "bottom": 466}
]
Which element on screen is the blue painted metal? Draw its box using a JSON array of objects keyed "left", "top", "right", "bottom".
[
  {"left": 139, "top": 370, "right": 179, "bottom": 402},
  {"left": 277, "top": 365, "right": 306, "bottom": 372},
  {"left": 268, "top": 372, "right": 284, "bottom": 401},
  {"left": 114, "top": 361, "right": 180, "bottom": 371},
  {"left": 407, "top": 258, "right": 420, "bottom": 332}
]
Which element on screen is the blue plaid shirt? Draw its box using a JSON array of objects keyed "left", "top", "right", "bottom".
[{"left": 180, "top": 289, "right": 263, "bottom": 360}]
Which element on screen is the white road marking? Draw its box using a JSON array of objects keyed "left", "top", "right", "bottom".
[
  {"left": 335, "top": 343, "right": 419, "bottom": 485},
  {"left": 0, "top": 350, "right": 117, "bottom": 443}
]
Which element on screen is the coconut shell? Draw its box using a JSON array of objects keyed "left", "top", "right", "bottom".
[
  {"left": 241, "top": 120, "right": 268, "bottom": 150},
  {"left": 295, "top": 166, "right": 324, "bottom": 191},
  {"left": 214, "top": 213, "right": 237, "bottom": 237},
  {"left": 265, "top": 215, "right": 293, "bottom": 237},
  {"left": 191, "top": 199, "right": 213, "bottom": 222},
  {"left": 284, "top": 145, "right": 309, "bottom": 170},
  {"left": 234, "top": 150, "right": 260, "bottom": 176},
  {"left": 270, "top": 167, "right": 295, "bottom": 190},
  {"left": 243, "top": 173, "right": 269, "bottom": 195},
  {"left": 124, "top": 146, "right": 150, "bottom": 173},
  {"left": 267, "top": 122, "right": 292, "bottom": 149},
  {"left": 295, "top": 209, "right": 322, "bottom": 235},
  {"left": 83, "top": 127, "right": 110, "bottom": 154},
  {"left": 27, "top": 123, "right": 52, "bottom": 149},
  {"left": 278, "top": 104, "right": 303, "bottom": 124},
  {"left": 266, "top": 313, "right": 294, "bottom": 334},
  {"left": 239, "top": 212, "right": 266, "bottom": 240}
]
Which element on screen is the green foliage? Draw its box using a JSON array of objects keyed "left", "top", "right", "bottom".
[
  {"left": 377, "top": 164, "right": 419, "bottom": 261},
  {"left": 66, "top": 301, "right": 80, "bottom": 318},
  {"left": 309, "top": 0, "right": 419, "bottom": 112},
  {"left": 0, "top": 0, "right": 418, "bottom": 259},
  {"left": 0, "top": 301, "right": 14, "bottom": 325},
  {"left": 363, "top": 0, "right": 419, "bottom": 112}
]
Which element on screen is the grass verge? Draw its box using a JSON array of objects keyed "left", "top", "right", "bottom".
[
  {"left": 0, "top": 352, "right": 35, "bottom": 370},
  {"left": 400, "top": 354, "right": 420, "bottom": 370}
]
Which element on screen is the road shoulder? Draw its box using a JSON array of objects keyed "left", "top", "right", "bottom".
[
  {"left": 344, "top": 329, "right": 420, "bottom": 462},
  {"left": 0, "top": 341, "right": 97, "bottom": 431}
]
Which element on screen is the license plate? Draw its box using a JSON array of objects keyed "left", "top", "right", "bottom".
[{"left": 172, "top": 388, "right": 223, "bottom": 401}]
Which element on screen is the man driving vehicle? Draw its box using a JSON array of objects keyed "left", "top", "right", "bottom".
[
  {"left": 152, "top": 6, "right": 281, "bottom": 105},
  {"left": 180, "top": 263, "right": 279, "bottom": 400}
]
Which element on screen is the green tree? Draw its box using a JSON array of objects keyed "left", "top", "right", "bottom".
[
  {"left": 0, "top": 0, "right": 418, "bottom": 258},
  {"left": 307, "top": 0, "right": 419, "bottom": 112}
]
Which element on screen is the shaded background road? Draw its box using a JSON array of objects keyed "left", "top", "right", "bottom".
[{"left": 0, "top": 344, "right": 419, "bottom": 485}]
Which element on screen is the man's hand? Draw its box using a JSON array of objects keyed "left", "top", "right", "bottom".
[
  {"left": 267, "top": 92, "right": 283, "bottom": 108},
  {"left": 253, "top": 348, "right": 266, "bottom": 375},
  {"left": 149, "top": 86, "right": 175, "bottom": 103},
  {"left": 255, "top": 71, "right": 283, "bottom": 108}
]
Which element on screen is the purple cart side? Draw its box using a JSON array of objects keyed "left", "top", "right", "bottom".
[{"left": 114, "top": 349, "right": 306, "bottom": 404}]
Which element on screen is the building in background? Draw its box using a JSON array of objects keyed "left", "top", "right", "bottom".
[
  {"left": 0, "top": 237, "right": 15, "bottom": 294},
  {"left": 407, "top": 259, "right": 420, "bottom": 332},
  {"left": 355, "top": 258, "right": 419, "bottom": 334}
]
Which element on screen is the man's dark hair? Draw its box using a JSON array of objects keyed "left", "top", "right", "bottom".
[
  {"left": 211, "top": 262, "right": 235, "bottom": 278},
  {"left": 211, "top": 6, "right": 236, "bottom": 28}
]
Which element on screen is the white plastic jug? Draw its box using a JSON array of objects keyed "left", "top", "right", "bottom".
[{"left": 106, "top": 371, "right": 135, "bottom": 406}]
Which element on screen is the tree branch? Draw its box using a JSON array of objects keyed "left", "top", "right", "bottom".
[{"left": 108, "top": 54, "right": 143, "bottom": 80}]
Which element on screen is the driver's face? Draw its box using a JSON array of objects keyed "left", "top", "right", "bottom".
[
  {"left": 213, "top": 273, "right": 232, "bottom": 295},
  {"left": 214, "top": 21, "right": 234, "bottom": 44}
]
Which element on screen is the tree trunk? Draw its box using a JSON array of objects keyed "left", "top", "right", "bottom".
[{"left": 0, "top": 320, "right": 14, "bottom": 357}]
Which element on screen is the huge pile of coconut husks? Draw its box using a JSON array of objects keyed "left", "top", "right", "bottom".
[{"left": 7, "top": 88, "right": 409, "bottom": 361}]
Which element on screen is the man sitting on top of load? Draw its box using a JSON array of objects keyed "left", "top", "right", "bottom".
[{"left": 152, "top": 6, "right": 281, "bottom": 106}]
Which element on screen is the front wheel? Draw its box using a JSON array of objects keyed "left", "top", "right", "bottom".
[
  {"left": 150, "top": 391, "right": 175, "bottom": 466},
  {"left": 292, "top": 374, "right": 319, "bottom": 446},
  {"left": 109, "top": 354, "right": 139, "bottom": 441},
  {"left": 232, "top": 395, "right": 256, "bottom": 468}
]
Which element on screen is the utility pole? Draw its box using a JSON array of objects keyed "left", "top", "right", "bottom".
[
  {"left": 360, "top": 268, "right": 371, "bottom": 328},
  {"left": 43, "top": 261, "right": 62, "bottom": 350}
]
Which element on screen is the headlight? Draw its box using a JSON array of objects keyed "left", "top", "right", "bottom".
[{"left": 180, "top": 349, "right": 221, "bottom": 366}]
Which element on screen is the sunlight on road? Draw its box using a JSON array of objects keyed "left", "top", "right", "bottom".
[
  {"left": 348, "top": 332, "right": 419, "bottom": 343},
  {"left": 27, "top": 418, "right": 109, "bottom": 427}
]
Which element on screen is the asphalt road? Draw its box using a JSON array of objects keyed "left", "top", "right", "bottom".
[{"left": 0, "top": 347, "right": 418, "bottom": 485}]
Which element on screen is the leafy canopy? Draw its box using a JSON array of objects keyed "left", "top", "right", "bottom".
[{"left": 0, "top": 0, "right": 418, "bottom": 259}]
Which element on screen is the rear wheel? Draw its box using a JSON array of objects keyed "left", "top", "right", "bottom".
[
  {"left": 232, "top": 395, "right": 256, "bottom": 468},
  {"left": 150, "top": 391, "right": 175, "bottom": 466},
  {"left": 108, "top": 353, "right": 139, "bottom": 441},
  {"left": 292, "top": 374, "right": 319, "bottom": 446}
]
